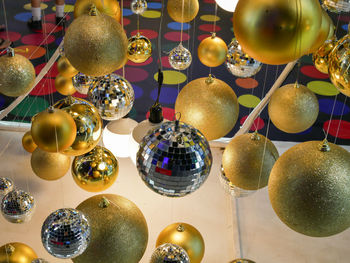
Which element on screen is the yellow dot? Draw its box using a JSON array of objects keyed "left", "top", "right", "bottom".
[
  {"left": 24, "top": 3, "right": 48, "bottom": 10},
  {"left": 200, "top": 15, "right": 220, "bottom": 22},
  {"left": 154, "top": 70, "right": 187, "bottom": 85},
  {"left": 52, "top": 4, "right": 74, "bottom": 12},
  {"left": 141, "top": 10, "right": 161, "bottom": 18},
  {"left": 238, "top": 94, "right": 261, "bottom": 108},
  {"left": 307, "top": 81, "right": 339, "bottom": 96}
]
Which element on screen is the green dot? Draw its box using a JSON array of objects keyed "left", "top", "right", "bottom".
[
  {"left": 141, "top": 10, "right": 161, "bottom": 18},
  {"left": 52, "top": 4, "right": 74, "bottom": 12},
  {"left": 238, "top": 94, "right": 261, "bottom": 108},
  {"left": 24, "top": 3, "right": 47, "bottom": 10},
  {"left": 10, "top": 96, "right": 49, "bottom": 118},
  {"left": 300, "top": 54, "right": 313, "bottom": 64},
  {"left": 154, "top": 70, "right": 187, "bottom": 85},
  {"left": 200, "top": 15, "right": 220, "bottom": 22},
  {"left": 307, "top": 81, "right": 339, "bottom": 96}
]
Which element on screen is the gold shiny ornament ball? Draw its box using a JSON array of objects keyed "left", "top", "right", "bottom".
[
  {"left": 74, "top": 0, "right": 121, "bottom": 22},
  {"left": 230, "top": 259, "right": 256, "bottom": 263},
  {"left": 156, "top": 222, "right": 205, "bottom": 263},
  {"left": 0, "top": 51, "right": 35, "bottom": 97},
  {"left": 167, "top": 0, "right": 199, "bottom": 23},
  {"left": 0, "top": 242, "right": 37, "bottom": 263},
  {"left": 222, "top": 132, "right": 279, "bottom": 190},
  {"left": 31, "top": 107, "right": 77, "bottom": 152},
  {"left": 64, "top": 10, "right": 128, "bottom": 77},
  {"left": 57, "top": 56, "right": 78, "bottom": 78},
  {"left": 268, "top": 83, "right": 319, "bottom": 133},
  {"left": 127, "top": 33, "right": 152, "bottom": 63},
  {"left": 268, "top": 140, "right": 350, "bottom": 237},
  {"left": 175, "top": 74, "right": 239, "bottom": 140},
  {"left": 233, "top": 0, "right": 322, "bottom": 65},
  {"left": 22, "top": 131, "right": 37, "bottom": 153},
  {"left": 307, "top": 9, "right": 332, "bottom": 54},
  {"left": 312, "top": 37, "right": 337, "bottom": 74},
  {"left": 72, "top": 146, "right": 118, "bottom": 192},
  {"left": 73, "top": 194, "right": 148, "bottom": 263},
  {"left": 198, "top": 33, "right": 228, "bottom": 67},
  {"left": 55, "top": 74, "right": 76, "bottom": 96}
]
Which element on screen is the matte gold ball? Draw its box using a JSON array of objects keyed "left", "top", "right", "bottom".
[
  {"left": 198, "top": 34, "right": 228, "bottom": 67},
  {"left": 167, "top": 0, "right": 199, "bottom": 23},
  {"left": 57, "top": 56, "right": 78, "bottom": 78},
  {"left": 55, "top": 74, "right": 76, "bottom": 96},
  {"left": 0, "top": 242, "right": 37, "bottom": 263},
  {"left": 268, "top": 140, "right": 350, "bottom": 237},
  {"left": 22, "top": 131, "right": 37, "bottom": 153},
  {"left": 308, "top": 9, "right": 332, "bottom": 54},
  {"left": 74, "top": 0, "right": 121, "bottom": 22},
  {"left": 312, "top": 37, "right": 337, "bottom": 74},
  {"left": 31, "top": 147, "right": 71, "bottom": 181},
  {"left": 222, "top": 132, "right": 279, "bottom": 190},
  {"left": 31, "top": 108, "right": 77, "bottom": 152},
  {"left": 0, "top": 52, "right": 35, "bottom": 97},
  {"left": 72, "top": 146, "right": 118, "bottom": 192},
  {"left": 268, "top": 83, "right": 319, "bottom": 133},
  {"left": 175, "top": 75, "right": 239, "bottom": 140},
  {"left": 64, "top": 11, "right": 128, "bottom": 77},
  {"left": 156, "top": 223, "right": 205, "bottom": 263},
  {"left": 73, "top": 194, "right": 148, "bottom": 263},
  {"left": 127, "top": 33, "right": 152, "bottom": 63},
  {"left": 233, "top": 0, "right": 322, "bottom": 64}
]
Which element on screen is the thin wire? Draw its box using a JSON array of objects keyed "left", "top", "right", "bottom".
[
  {"left": 189, "top": 16, "right": 196, "bottom": 82},
  {"left": 180, "top": 0, "right": 185, "bottom": 43},
  {"left": 209, "top": 3, "right": 218, "bottom": 75},
  {"left": 334, "top": 96, "right": 347, "bottom": 144},
  {"left": 137, "top": 14, "right": 140, "bottom": 33},
  {"left": 325, "top": 94, "right": 339, "bottom": 140},
  {"left": 1, "top": 0, "right": 10, "bottom": 40},
  {"left": 158, "top": 0, "right": 165, "bottom": 70},
  {"left": 121, "top": 0, "right": 125, "bottom": 78}
]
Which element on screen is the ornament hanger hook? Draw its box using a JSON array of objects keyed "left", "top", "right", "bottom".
[
  {"left": 7, "top": 47, "right": 14, "bottom": 57},
  {"left": 89, "top": 4, "right": 98, "bottom": 16}
]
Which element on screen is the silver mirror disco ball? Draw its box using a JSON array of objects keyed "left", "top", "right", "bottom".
[
  {"left": 322, "top": 0, "right": 350, "bottom": 12},
  {"left": 169, "top": 43, "right": 192, "bottom": 70},
  {"left": 0, "top": 177, "right": 14, "bottom": 198},
  {"left": 32, "top": 259, "right": 49, "bottom": 263},
  {"left": 1, "top": 190, "right": 35, "bottom": 223},
  {"left": 150, "top": 243, "right": 189, "bottom": 263},
  {"left": 41, "top": 208, "right": 90, "bottom": 259},
  {"left": 72, "top": 73, "right": 97, "bottom": 95},
  {"left": 88, "top": 74, "right": 135, "bottom": 121},
  {"left": 136, "top": 120, "right": 212, "bottom": 197},
  {"left": 131, "top": 0, "right": 148, "bottom": 14}
]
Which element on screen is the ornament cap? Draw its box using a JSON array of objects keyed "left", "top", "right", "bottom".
[
  {"left": 205, "top": 74, "right": 214, "bottom": 84},
  {"left": 250, "top": 131, "right": 261, "bottom": 141},
  {"left": 7, "top": 47, "right": 15, "bottom": 57},
  {"left": 319, "top": 139, "right": 331, "bottom": 152},
  {"left": 5, "top": 244, "right": 15, "bottom": 255},
  {"left": 99, "top": 197, "right": 110, "bottom": 208},
  {"left": 89, "top": 4, "right": 98, "bottom": 16},
  {"left": 148, "top": 102, "right": 164, "bottom": 123},
  {"left": 47, "top": 106, "right": 55, "bottom": 113},
  {"left": 210, "top": 32, "right": 216, "bottom": 38},
  {"left": 293, "top": 82, "right": 300, "bottom": 89},
  {"left": 176, "top": 224, "right": 185, "bottom": 232}
]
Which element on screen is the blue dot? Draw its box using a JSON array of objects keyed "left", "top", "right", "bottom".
[
  {"left": 0, "top": 95, "right": 4, "bottom": 108},
  {"left": 342, "top": 24, "right": 348, "bottom": 31},
  {"left": 55, "top": 36, "right": 63, "bottom": 46},
  {"left": 148, "top": 2, "right": 162, "bottom": 9},
  {"left": 296, "top": 126, "right": 312, "bottom": 135},
  {"left": 132, "top": 84, "right": 143, "bottom": 99},
  {"left": 122, "top": 8, "right": 133, "bottom": 16},
  {"left": 14, "top": 12, "right": 32, "bottom": 22},
  {"left": 150, "top": 87, "right": 178, "bottom": 104},
  {"left": 167, "top": 22, "right": 191, "bottom": 31},
  {"left": 319, "top": 98, "right": 350, "bottom": 116},
  {"left": 65, "top": 0, "right": 76, "bottom": 4}
]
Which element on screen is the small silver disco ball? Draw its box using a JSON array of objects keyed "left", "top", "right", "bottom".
[
  {"left": 169, "top": 43, "right": 192, "bottom": 70},
  {"left": 72, "top": 72, "right": 96, "bottom": 95},
  {"left": 131, "top": 0, "right": 148, "bottom": 14},
  {"left": 0, "top": 177, "right": 14, "bottom": 198},
  {"left": 150, "top": 243, "right": 189, "bottom": 263}
]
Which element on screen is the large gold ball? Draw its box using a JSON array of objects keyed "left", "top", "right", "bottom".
[
  {"left": 0, "top": 53, "right": 35, "bottom": 97},
  {"left": 308, "top": 9, "right": 332, "bottom": 54},
  {"left": 64, "top": 12, "right": 128, "bottom": 77},
  {"left": 127, "top": 33, "right": 152, "bottom": 63},
  {"left": 268, "top": 140, "right": 350, "bottom": 237},
  {"left": 73, "top": 194, "right": 148, "bottom": 263},
  {"left": 222, "top": 132, "right": 279, "bottom": 190},
  {"left": 268, "top": 83, "right": 319, "bottom": 133},
  {"left": 175, "top": 75, "right": 239, "bottom": 140},
  {"left": 72, "top": 146, "right": 118, "bottom": 192},
  {"left": 312, "top": 37, "right": 337, "bottom": 74},
  {"left": 57, "top": 56, "right": 78, "bottom": 78},
  {"left": 54, "top": 96, "right": 103, "bottom": 156},
  {"left": 167, "top": 0, "right": 199, "bottom": 23},
  {"left": 22, "top": 131, "right": 37, "bottom": 153},
  {"left": 198, "top": 34, "right": 228, "bottom": 67},
  {"left": 233, "top": 0, "right": 322, "bottom": 65},
  {"left": 74, "top": 0, "right": 121, "bottom": 22},
  {"left": 31, "top": 147, "right": 71, "bottom": 181},
  {"left": 156, "top": 223, "right": 205, "bottom": 263},
  {"left": 0, "top": 242, "right": 37, "bottom": 263},
  {"left": 55, "top": 74, "right": 76, "bottom": 96},
  {"left": 31, "top": 108, "right": 77, "bottom": 152}
]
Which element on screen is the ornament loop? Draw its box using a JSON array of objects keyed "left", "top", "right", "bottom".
[
  {"left": 89, "top": 4, "right": 98, "bottom": 16},
  {"left": 99, "top": 197, "right": 110, "bottom": 208},
  {"left": 7, "top": 47, "right": 15, "bottom": 57},
  {"left": 210, "top": 32, "right": 216, "bottom": 38},
  {"left": 5, "top": 244, "right": 15, "bottom": 255},
  {"left": 176, "top": 224, "right": 185, "bottom": 232},
  {"left": 47, "top": 106, "right": 55, "bottom": 113},
  {"left": 250, "top": 131, "right": 261, "bottom": 141},
  {"left": 205, "top": 74, "right": 214, "bottom": 84},
  {"left": 319, "top": 139, "right": 331, "bottom": 152}
]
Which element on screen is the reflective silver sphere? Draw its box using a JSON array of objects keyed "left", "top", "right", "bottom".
[
  {"left": 169, "top": 43, "right": 192, "bottom": 70},
  {"left": 0, "top": 177, "right": 14, "bottom": 198},
  {"left": 32, "top": 259, "right": 49, "bottom": 263},
  {"left": 41, "top": 208, "right": 90, "bottom": 259},
  {"left": 226, "top": 39, "right": 262, "bottom": 78},
  {"left": 151, "top": 243, "right": 190, "bottom": 263},
  {"left": 322, "top": 0, "right": 350, "bottom": 12},
  {"left": 136, "top": 120, "right": 212, "bottom": 197},
  {"left": 131, "top": 0, "right": 148, "bottom": 14},
  {"left": 1, "top": 190, "right": 35, "bottom": 223},
  {"left": 72, "top": 72, "right": 96, "bottom": 95}
]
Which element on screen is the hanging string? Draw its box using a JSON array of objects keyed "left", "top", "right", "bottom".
[
  {"left": 121, "top": 0, "right": 125, "bottom": 78},
  {"left": 158, "top": 0, "right": 164, "bottom": 70},
  {"left": 209, "top": 3, "right": 218, "bottom": 76},
  {"left": 1, "top": 0, "right": 10, "bottom": 41},
  {"left": 137, "top": 14, "right": 140, "bottom": 33},
  {"left": 334, "top": 96, "right": 347, "bottom": 144},
  {"left": 180, "top": 0, "right": 185, "bottom": 43}
]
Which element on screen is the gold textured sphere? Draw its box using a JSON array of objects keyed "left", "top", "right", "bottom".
[
  {"left": 22, "top": 131, "right": 37, "bottom": 153},
  {"left": 156, "top": 223, "right": 205, "bottom": 263},
  {"left": 57, "top": 56, "right": 78, "bottom": 78},
  {"left": 167, "top": 0, "right": 199, "bottom": 23},
  {"left": 0, "top": 242, "right": 37, "bottom": 263},
  {"left": 73, "top": 194, "right": 148, "bottom": 263},
  {"left": 74, "top": 0, "right": 121, "bottom": 22},
  {"left": 312, "top": 37, "right": 337, "bottom": 74},
  {"left": 31, "top": 107, "right": 77, "bottom": 152},
  {"left": 198, "top": 33, "right": 228, "bottom": 67},
  {"left": 307, "top": 9, "right": 332, "bottom": 54},
  {"left": 268, "top": 140, "right": 350, "bottom": 237},
  {"left": 0, "top": 52, "right": 35, "bottom": 97},
  {"left": 31, "top": 147, "right": 71, "bottom": 181},
  {"left": 127, "top": 33, "right": 152, "bottom": 63},
  {"left": 222, "top": 132, "right": 279, "bottom": 190},
  {"left": 233, "top": 0, "right": 322, "bottom": 65},
  {"left": 55, "top": 74, "right": 76, "bottom": 96},
  {"left": 64, "top": 10, "right": 128, "bottom": 77},
  {"left": 54, "top": 96, "right": 103, "bottom": 156},
  {"left": 175, "top": 75, "right": 239, "bottom": 140},
  {"left": 72, "top": 146, "right": 118, "bottom": 192},
  {"left": 268, "top": 83, "right": 319, "bottom": 133}
]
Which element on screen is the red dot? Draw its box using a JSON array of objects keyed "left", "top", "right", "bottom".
[
  {"left": 122, "top": 18, "right": 131, "bottom": 26},
  {"left": 114, "top": 67, "right": 149, "bottom": 82},
  {"left": 204, "top": 0, "right": 215, "bottom": 3},
  {"left": 339, "top": 15, "right": 350, "bottom": 23},
  {"left": 161, "top": 56, "right": 172, "bottom": 68},
  {"left": 240, "top": 116, "right": 265, "bottom": 131},
  {"left": 44, "top": 13, "right": 71, "bottom": 22},
  {"left": 198, "top": 34, "right": 211, "bottom": 42},
  {"left": 0, "top": 31, "right": 21, "bottom": 42},
  {"left": 130, "top": 29, "right": 158, "bottom": 39},
  {"left": 30, "top": 78, "right": 55, "bottom": 96},
  {"left": 127, "top": 56, "right": 153, "bottom": 66},
  {"left": 236, "top": 78, "right": 258, "bottom": 89},
  {"left": 164, "top": 32, "right": 190, "bottom": 42},
  {"left": 199, "top": 24, "right": 221, "bottom": 32},
  {"left": 33, "top": 23, "right": 63, "bottom": 34},
  {"left": 300, "top": 65, "right": 329, "bottom": 79},
  {"left": 73, "top": 92, "right": 88, "bottom": 99},
  {"left": 21, "top": 33, "right": 55, "bottom": 46},
  {"left": 35, "top": 62, "right": 59, "bottom": 77},
  {"left": 146, "top": 107, "right": 175, "bottom": 121},
  {"left": 323, "top": 120, "right": 350, "bottom": 139}
]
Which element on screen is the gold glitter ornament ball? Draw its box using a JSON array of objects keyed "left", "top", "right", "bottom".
[
  {"left": 0, "top": 242, "right": 37, "bottom": 263},
  {"left": 269, "top": 140, "right": 350, "bottom": 237},
  {"left": 127, "top": 33, "right": 152, "bottom": 63},
  {"left": 31, "top": 107, "right": 77, "bottom": 152},
  {"left": 31, "top": 147, "right": 71, "bottom": 181},
  {"left": 268, "top": 83, "right": 319, "bottom": 133},
  {"left": 73, "top": 194, "right": 148, "bottom": 263},
  {"left": 72, "top": 146, "right": 118, "bottom": 192},
  {"left": 74, "top": 0, "right": 121, "bottom": 22},
  {"left": 22, "top": 131, "right": 37, "bottom": 153},
  {"left": 57, "top": 56, "right": 78, "bottom": 78},
  {"left": 312, "top": 37, "right": 338, "bottom": 74},
  {"left": 198, "top": 33, "right": 228, "bottom": 67},
  {"left": 55, "top": 74, "right": 76, "bottom": 96},
  {"left": 167, "top": 0, "right": 199, "bottom": 23},
  {"left": 64, "top": 8, "right": 128, "bottom": 77},
  {"left": 222, "top": 132, "right": 279, "bottom": 190},
  {"left": 175, "top": 74, "right": 239, "bottom": 141},
  {"left": 156, "top": 223, "right": 205, "bottom": 263},
  {"left": 0, "top": 50, "right": 35, "bottom": 97}
]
